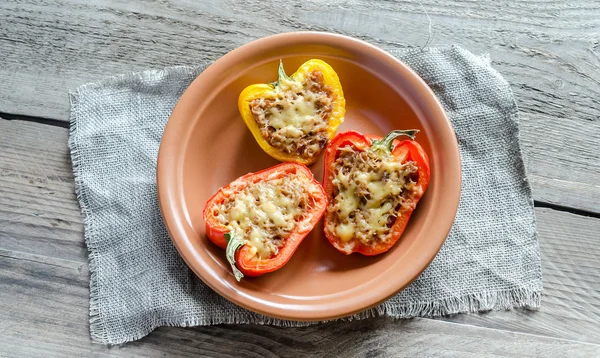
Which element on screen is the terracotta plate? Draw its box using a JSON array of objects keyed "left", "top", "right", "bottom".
[{"left": 157, "top": 32, "right": 461, "bottom": 321}]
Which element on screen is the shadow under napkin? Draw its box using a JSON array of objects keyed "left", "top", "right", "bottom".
[{"left": 68, "top": 46, "right": 542, "bottom": 345}]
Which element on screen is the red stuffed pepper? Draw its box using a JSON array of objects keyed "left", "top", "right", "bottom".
[
  {"left": 323, "top": 130, "right": 430, "bottom": 256},
  {"left": 203, "top": 162, "right": 327, "bottom": 281}
]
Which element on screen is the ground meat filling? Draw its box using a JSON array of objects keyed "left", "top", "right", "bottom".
[
  {"left": 250, "top": 71, "right": 336, "bottom": 160},
  {"left": 212, "top": 176, "right": 309, "bottom": 259},
  {"left": 326, "top": 146, "right": 419, "bottom": 246}
]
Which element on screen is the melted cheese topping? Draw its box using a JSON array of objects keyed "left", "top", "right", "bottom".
[
  {"left": 213, "top": 175, "right": 311, "bottom": 259},
  {"left": 250, "top": 71, "right": 335, "bottom": 160},
  {"left": 268, "top": 78, "right": 319, "bottom": 129},
  {"left": 326, "top": 146, "right": 419, "bottom": 246}
]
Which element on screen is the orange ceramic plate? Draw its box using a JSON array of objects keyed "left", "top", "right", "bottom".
[{"left": 157, "top": 32, "right": 461, "bottom": 321}]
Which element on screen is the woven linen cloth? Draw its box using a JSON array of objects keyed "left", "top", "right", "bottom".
[{"left": 69, "top": 46, "right": 542, "bottom": 344}]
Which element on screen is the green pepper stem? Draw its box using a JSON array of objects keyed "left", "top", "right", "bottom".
[
  {"left": 269, "top": 59, "right": 290, "bottom": 87},
  {"left": 371, "top": 129, "right": 419, "bottom": 153},
  {"left": 225, "top": 232, "right": 245, "bottom": 282}
]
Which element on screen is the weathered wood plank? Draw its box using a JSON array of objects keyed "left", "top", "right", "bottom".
[
  {"left": 1, "top": 253, "right": 599, "bottom": 357},
  {"left": 438, "top": 207, "right": 600, "bottom": 343},
  {"left": 1, "top": 254, "right": 599, "bottom": 358},
  {"left": 1, "top": 118, "right": 600, "bottom": 355},
  {"left": 1, "top": 0, "right": 599, "bottom": 213},
  {"left": 0, "top": 119, "right": 85, "bottom": 263}
]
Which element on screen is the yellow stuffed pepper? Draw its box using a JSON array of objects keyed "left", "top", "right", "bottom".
[{"left": 238, "top": 59, "right": 346, "bottom": 165}]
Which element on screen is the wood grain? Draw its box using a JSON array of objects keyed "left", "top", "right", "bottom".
[
  {"left": 1, "top": 0, "right": 599, "bottom": 213},
  {"left": 0, "top": 119, "right": 85, "bottom": 264},
  {"left": 1, "top": 256, "right": 599, "bottom": 358},
  {"left": 1, "top": 118, "right": 599, "bottom": 356},
  {"left": 438, "top": 207, "right": 600, "bottom": 344}
]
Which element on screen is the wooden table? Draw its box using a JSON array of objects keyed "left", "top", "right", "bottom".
[{"left": 1, "top": 1, "right": 599, "bottom": 356}]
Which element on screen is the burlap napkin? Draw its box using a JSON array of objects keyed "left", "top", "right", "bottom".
[{"left": 68, "top": 46, "right": 542, "bottom": 345}]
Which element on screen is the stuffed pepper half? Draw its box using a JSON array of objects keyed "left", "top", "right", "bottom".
[
  {"left": 203, "top": 163, "right": 327, "bottom": 281},
  {"left": 238, "top": 59, "right": 346, "bottom": 165},
  {"left": 323, "top": 130, "right": 430, "bottom": 255}
]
